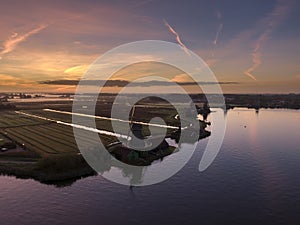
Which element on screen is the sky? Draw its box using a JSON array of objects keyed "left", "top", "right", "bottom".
[{"left": 0, "top": 0, "right": 299, "bottom": 93}]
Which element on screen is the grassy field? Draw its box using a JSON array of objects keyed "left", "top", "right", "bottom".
[
  {"left": 0, "top": 103, "right": 189, "bottom": 160},
  {"left": 0, "top": 108, "right": 175, "bottom": 182},
  {"left": 0, "top": 110, "right": 96, "bottom": 183},
  {"left": 0, "top": 99, "right": 194, "bottom": 184},
  {"left": 0, "top": 111, "right": 119, "bottom": 157},
  {"left": 0, "top": 110, "right": 48, "bottom": 128}
]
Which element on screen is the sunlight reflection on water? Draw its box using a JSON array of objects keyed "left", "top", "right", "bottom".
[{"left": 0, "top": 108, "right": 299, "bottom": 225}]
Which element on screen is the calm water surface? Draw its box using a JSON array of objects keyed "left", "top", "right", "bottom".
[{"left": 0, "top": 108, "right": 299, "bottom": 225}]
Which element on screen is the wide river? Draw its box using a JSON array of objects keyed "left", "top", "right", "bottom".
[{"left": 0, "top": 108, "right": 299, "bottom": 225}]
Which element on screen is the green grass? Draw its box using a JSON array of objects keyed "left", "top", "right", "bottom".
[
  {"left": 0, "top": 134, "right": 10, "bottom": 146},
  {"left": 1, "top": 107, "right": 180, "bottom": 158},
  {"left": 0, "top": 111, "right": 48, "bottom": 128},
  {"left": 0, "top": 107, "right": 182, "bottom": 183}
]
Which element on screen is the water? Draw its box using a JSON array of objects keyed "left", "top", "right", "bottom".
[{"left": 0, "top": 108, "right": 299, "bottom": 225}]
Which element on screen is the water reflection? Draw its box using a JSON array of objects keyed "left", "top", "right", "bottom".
[
  {"left": 0, "top": 109, "right": 299, "bottom": 225},
  {"left": 2, "top": 108, "right": 299, "bottom": 188}
]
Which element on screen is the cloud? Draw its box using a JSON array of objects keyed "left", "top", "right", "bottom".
[
  {"left": 0, "top": 74, "right": 33, "bottom": 86},
  {"left": 39, "top": 79, "right": 239, "bottom": 87},
  {"left": 0, "top": 25, "right": 47, "bottom": 59},
  {"left": 172, "top": 73, "right": 191, "bottom": 83},
  {"left": 213, "top": 10, "right": 223, "bottom": 46},
  {"left": 64, "top": 65, "right": 89, "bottom": 77},
  {"left": 0, "top": 74, "right": 21, "bottom": 86},
  {"left": 163, "top": 19, "right": 190, "bottom": 55},
  {"left": 0, "top": 2, "right": 167, "bottom": 91},
  {"left": 244, "top": 0, "right": 294, "bottom": 80},
  {"left": 40, "top": 79, "right": 128, "bottom": 86}
]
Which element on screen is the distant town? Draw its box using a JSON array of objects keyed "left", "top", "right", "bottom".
[{"left": 1, "top": 93, "right": 299, "bottom": 110}]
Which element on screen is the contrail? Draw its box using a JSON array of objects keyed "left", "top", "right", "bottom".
[
  {"left": 163, "top": 19, "right": 190, "bottom": 55},
  {"left": 0, "top": 25, "right": 47, "bottom": 59},
  {"left": 210, "top": 10, "right": 223, "bottom": 59},
  {"left": 244, "top": 30, "right": 271, "bottom": 81},
  {"left": 213, "top": 10, "right": 223, "bottom": 46},
  {"left": 243, "top": 0, "right": 293, "bottom": 80},
  {"left": 213, "top": 23, "right": 223, "bottom": 46}
]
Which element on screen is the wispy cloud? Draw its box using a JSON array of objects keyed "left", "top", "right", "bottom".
[
  {"left": 213, "top": 10, "right": 223, "bottom": 46},
  {"left": 39, "top": 79, "right": 239, "bottom": 86},
  {"left": 244, "top": 31, "right": 270, "bottom": 81},
  {"left": 209, "top": 10, "right": 223, "bottom": 62},
  {"left": 244, "top": 0, "right": 293, "bottom": 80},
  {"left": 163, "top": 19, "right": 190, "bottom": 55},
  {"left": 64, "top": 65, "right": 89, "bottom": 77},
  {"left": 0, "top": 25, "right": 47, "bottom": 59},
  {"left": 0, "top": 74, "right": 33, "bottom": 86}
]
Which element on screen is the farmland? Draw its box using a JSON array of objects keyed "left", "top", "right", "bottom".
[
  {"left": 0, "top": 95, "right": 211, "bottom": 185},
  {"left": 0, "top": 109, "right": 122, "bottom": 166},
  {"left": 0, "top": 108, "right": 114, "bottom": 184}
]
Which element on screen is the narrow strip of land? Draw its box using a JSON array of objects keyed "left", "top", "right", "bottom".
[
  {"left": 15, "top": 111, "right": 130, "bottom": 140},
  {"left": 43, "top": 108, "right": 179, "bottom": 129}
]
